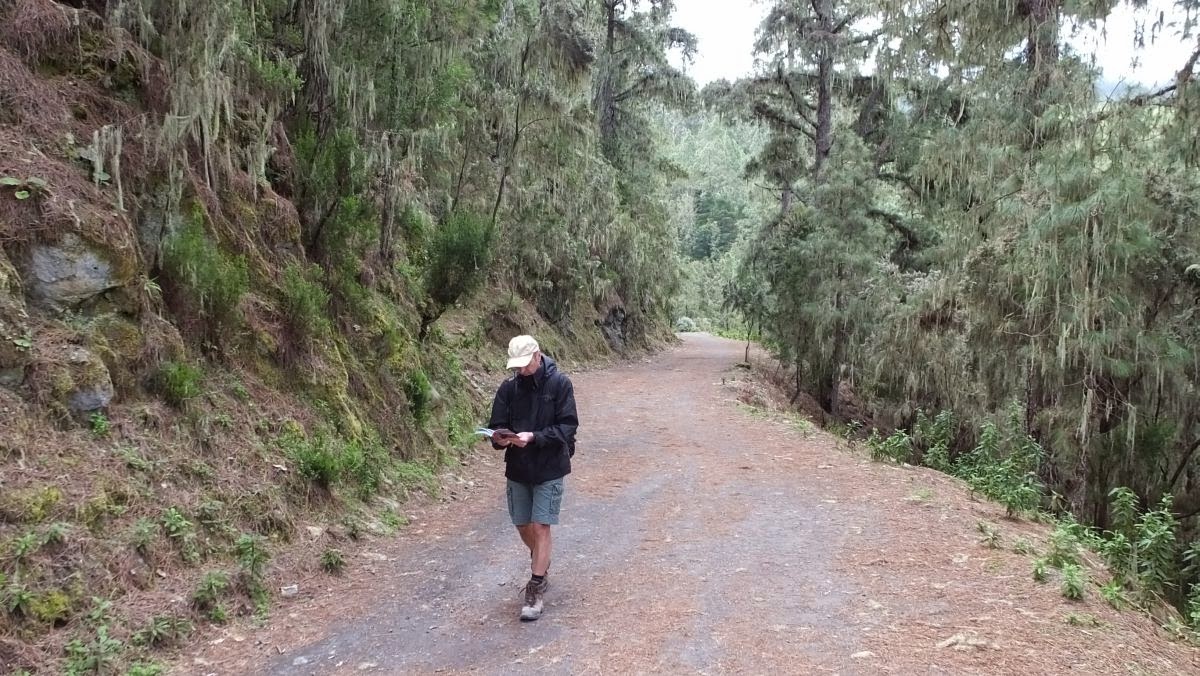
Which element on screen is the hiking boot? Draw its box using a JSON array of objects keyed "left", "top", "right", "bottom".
[{"left": 519, "top": 577, "right": 548, "bottom": 622}]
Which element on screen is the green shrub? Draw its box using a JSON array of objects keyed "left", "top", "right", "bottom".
[
  {"left": 342, "top": 438, "right": 386, "bottom": 499},
  {"left": 1135, "top": 494, "right": 1179, "bottom": 600},
  {"left": 1061, "top": 563, "right": 1087, "bottom": 600},
  {"left": 127, "top": 662, "right": 167, "bottom": 676},
  {"left": 88, "top": 412, "right": 110, "bottom": 437},
  {"left": 280, "top": 264, "right": 332, "bottom": 345},
  {"left": 155, "top": 361, "right": 203, "bottom": 407},
  {"left": 955, "top": 414, "right": 1044, "bottom": 517},
  {"left": 191, "top": 571, "right": 230, "bottom": 622},
  {"left": 867, "top": 429, "right": 912, "bottom": 463},
  {"left": 915, "top": 410, "right": 956, "bottom": 472},
  {"left": 132, "top": 615, "right": 193, "bottom": 648},
  {"left": 234, "top": 533, "right": 270, "bottom": 581},
  {"left": 1032, "top": 557, "right": 1049, "bottom": 583},
  {"left": 163, "top": 208, "right": 249, "bottom": 327},
  {"left": 282, "top": 428, "right": 340, "bottom": 489},
  {"left": 64, "top": 625, "right": 122, "bottom": 675},
  {"left": 420, "top": 211, "right": 493, "bottom": 334},
  {"left": 405, "top": 369, "right": 433, "bottom": 423},
  {"left": 320, "top": 548, "right": 345, "bottom": 574}
]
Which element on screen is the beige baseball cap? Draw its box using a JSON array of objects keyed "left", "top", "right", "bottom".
[{"left": 506, "top": 335, "right": 540, "bottom": 369}]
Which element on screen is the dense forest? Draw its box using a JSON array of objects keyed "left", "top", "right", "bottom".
[
  {"left": 2, "top": 0, "right": 1200, "bottom": 671},
  {"left": 669, "top": 0, "right": 1200, "bottom": 627}
]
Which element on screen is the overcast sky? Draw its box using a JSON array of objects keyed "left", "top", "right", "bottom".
[{"left": 670, "top": 0, "right": 1197, "bottom": 89}]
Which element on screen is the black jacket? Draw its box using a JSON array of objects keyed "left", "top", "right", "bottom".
[{"left": 488, "top": 355, "right": 577, "bottom": 484}]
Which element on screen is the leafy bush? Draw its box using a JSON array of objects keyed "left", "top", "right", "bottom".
[
  {"left": 341, "top": 438, "right": 387, "bottom": 499},
  {"left": 1061, "top": 563, "right": 1087, "bottom": 600},
  {"left": 280, "top": 264, "right": 332, "bottom": 346},
  {"left": 154, "top": 361, "right": 203, "bottom": 407},
  {"left": 867, "top": 429, "right": 912, "bottom": 463},
  {"left": 286, "top": 430, "right": 341, "bottom": 489},
  {"left": 191, "top": 571, "right": 230, "bottom": 622},
  {"left": 320, "top": 548, "right": 345, "bottom": 574},
  {"left": 405, "top": 369, "right": 433, "bottom": 424},
  {"left": 131, "top": 615, "right": 193, "bottom": 648},
  {"left": 914, "top": 410, "right": 955, "bottom": 472},
  {"left": 954, "top": 415, "right": 1044, "bottom": 517},
  {"left": 163, "top": 208, "right": 249, "bottom": 328},
  {"left": 420, "top": 211, "right": 493, "bottom": 334}
]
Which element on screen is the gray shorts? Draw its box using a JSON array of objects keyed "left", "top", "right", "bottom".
[{"left": 507, "top": 477, "right": 564, "bottom": 525}]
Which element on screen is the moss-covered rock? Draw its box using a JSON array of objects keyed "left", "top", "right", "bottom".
[
  {"left": 22, "top": 233, "right": 138, "bottom": 311},
  {"left": 26, "top": 340, "right": 115, "bottom": 412},
  {"left": 86, "top": 313, "right": 144, "bottom": 396}
]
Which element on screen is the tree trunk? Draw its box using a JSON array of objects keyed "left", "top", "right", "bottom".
[
  {"left": 812, "top": 0, "right": 835, "bottom": 181},
  {"left": 595, "top": 1, "right": 621, "bottom": 160}
]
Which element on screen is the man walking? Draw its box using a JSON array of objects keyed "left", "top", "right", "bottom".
[{"left": 488, "top": 335, "right": 578, "bottom": 621}]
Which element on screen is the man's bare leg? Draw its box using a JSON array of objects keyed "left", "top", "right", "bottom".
[
  {"left": 529, "top": 523, "right": 551, "bottom": 576},
  {"left": 516, "top": 524, "right": 536, "bottom": 558},
  {"left": 515, "top": 523, "right": 551, "bottom": 575}
]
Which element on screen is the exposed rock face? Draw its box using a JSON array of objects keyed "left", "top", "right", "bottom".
[
  {"left": 599, "top": 305, "right": 627, "bottom": 352},
  {"left": 0, "top": 249, "right": 30, "bottom": 389},
  {"left": 23, "top": 233, "right": 134, "bottom": 311}
]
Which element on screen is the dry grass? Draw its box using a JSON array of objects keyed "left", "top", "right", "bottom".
[{"left": 0, "top": 0, "right": 91, "bottom": 66}]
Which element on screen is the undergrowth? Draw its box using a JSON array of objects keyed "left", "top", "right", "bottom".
[{"left": 868, "top": 405, "right": 1200, "bottom": 638}]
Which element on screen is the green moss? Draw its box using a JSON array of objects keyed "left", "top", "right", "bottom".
[
  {"left": 0, "top": 486, "right": 63, "bottom": 523},
  {"left": 28, "top": 590, "right": 72, "bottom": 625}
]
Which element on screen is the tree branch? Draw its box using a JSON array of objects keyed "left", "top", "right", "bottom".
[
  {"left": 1168, "top": 436, "right": 1200, "bottom": 493},
  {"left": 867, "top": 207, "right": 919, "bottom": 249}
]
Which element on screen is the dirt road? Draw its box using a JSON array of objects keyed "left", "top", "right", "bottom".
[{"left": 182, "top": 334, "right": 1199, "bottom": 675}]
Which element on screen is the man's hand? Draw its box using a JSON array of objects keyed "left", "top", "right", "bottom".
[
  {"left": 494, "top": 436, "right": 513, "bottom": 448},
  {"left": 512, "top": 432, "right": 534, "bottom": 447}
]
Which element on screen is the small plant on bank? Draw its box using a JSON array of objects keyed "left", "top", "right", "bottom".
[
  {"left": 867, "top": 429, "right": 912, "bottom": 463},
  {"left": 119, "top": 446, "right": 155, "bottom": 473},
  {"left": 976, "top": 521, "right": 1002, "bottom": 549},
  {"left": 161, "top": 507, "right": 199, "bottom": 564},
  {"left": 12, "top": 530, "right": 41, "bottom": 560},
  {"left": 3, "top": 582, "right": 34, "bottom": 618},
  {"left": 1100, "top": 580, "right": 1128, "bottom": 609},
  {"left": 1033, "top": 557, "right": 1049, "bottom": 583},
  {"left": 321, "top": 548, "right": 345, "bottom": 574},
  {"left": 130, "top": 518, "right": 156, "bottom": 555},
  {"left": 64, "top": 598, "right": 122, "bottom": 675},
  {"left": 43, "top": 522, "right": 69, "bottom": 546},
  {"left": 191, "top": 571, "right": 230, "bottom": 623},
  {"left": 405, "top": 369, "right": 433, "bottom": 424},
  {"left": 0, "top": 175, "right": 49, "bottom": 200},
  {"left": 88, "top": 411, "right": 110, "bottom": 437},
  {"left": 155, "top": 361, "right": 204, "bottom": 407},
  {"left": 1064, "top": 612, "right": 1103, "bottom": 627},
  {"left": 63, "top": 625, "right": 122, "bottom": 676},
  {"left": 1061, "top": 563, "right": 1088, "bottom": 600},
  {"left": 280, "top": 263, "right": 333, "bottom": 347},
  {"left": 234, "top": 533, "right": 271, "bottom": 611},
  {"left": 132, "top": 614, "right": 193, "bottom": 648}
]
